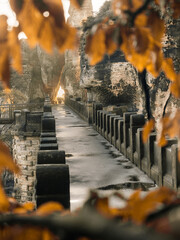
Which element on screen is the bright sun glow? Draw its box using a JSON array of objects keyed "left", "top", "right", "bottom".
[
  {"left": 0, "top": 0, "right": 108, "bottom": 25},
  {"left": 57, "top": 86, "right": 65, "bottom": 99}
]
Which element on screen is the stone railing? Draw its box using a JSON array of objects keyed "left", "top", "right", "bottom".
[
  {"left": 11, "top": 98, "right": 70, "bottom": 209},
  {"left": 65, "top": 97, "right": 92, "bottom": 124},
  {"left": 93, "top": 105, "right": 179, "bottom": 192},
  {"left": 64, "top": 98, "right": 179, "bottom": 192},
  {"left": 0, "top": 102, "right": 44, "bottom": 124},
  {"left": 36, "top": 99, "right": 70, "bottom": 209}
]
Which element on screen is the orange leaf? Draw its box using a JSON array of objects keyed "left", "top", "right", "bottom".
[
  {"left": 158, "top": 134, "right": 168, "bottom": 147},
  {"left": 113, "top": 187, "right": 176, "bottom": 224},
  {"left": 8, "top": 27, "right": 23, "bottom": 74},
  {"left": 95, "top": 197, "right": 111, "bottom": 217},
  {"left": 9, "top": 0, "right": 24, "bottom": 14},
  {"left": 162, "top": 58, "right": 177, "bottom": 82},
  {"left": 170, "top": 73, "right": 180, "bottom": 98},
  {"left": 142, "top": 119, "right": 155, "bottom": 143},
  {"left": 23, "top": 202, "right": 35, "bottom": 211},
  {"left": 86, "top": 27, "right": 106, "bottom": 65},
  {"left": 37, "top": 201, "right": 64, "bottom": 215},
  {"left": 105, "top": 27, "right": 117, "bottom": 55},
  {"left": 0, "top": 141, "right": 20, "bottom": 174},
  {"left": 135, "top": 13, "right": 147, "bottom": 27},
  {"left": 0, "top": 184, "right": 9, "bottom": 213},
  {"left": 70, "top": 0, "right": 85, "bottom": 8},
  {"left": 147, "top": 11, "right": 165, "bottom": 43}
]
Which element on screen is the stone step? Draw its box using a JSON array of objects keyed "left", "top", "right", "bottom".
[
  {"left": 41, "top": 132, "right": 56, "bottom": 138},
  {"left": 40, "top": 137, "right": 57, "bottom": 144},
  {"left": 37, "top": 150, "right": 65, "bottom": 164},
  {"left": 39, "top": 143, "right": 58, "bottom": 150}
]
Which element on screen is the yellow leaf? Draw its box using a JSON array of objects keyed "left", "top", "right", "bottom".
[
  {"left": 162, "top": 58, "right": 177, "bottom": 82},
  {"left": 23, "top": 202, "right": 35, "bottom": 211},
  {"left": 0, "top": 46, "right": 10, "bottom": 88},
  {"left": 0, "top": 141, "right": 20, "bottom": 174},
  {"left": 8, "top": 27, "right": 23, "bottom": 74},
  {"left": 135, "top": 13, "right": 147, "bottom": 27},
  {"left": 0, "top": 15, "right": 8, "bottom": 42},
  {"left": 43, "top": 0, "right": 65, "bottom": 28},
  {"left": 18, "top": 0, "right": 45, "bottom": 48},
  {"left": 147, "top": 11, "right": 165, "bottom": 43},
  {"left": 70, "top": 0, "right": 85, "bottom": 8},
  {"left": 158, "top": 134, "right": 168, "bottom": 147},
  {"left": 86, "top": 27, "right": 106, "bottom": 65},
  {"left": 142, "top": 119, "right": 155, "bottom": 143},
  {"left": 105, "top": 27, "right": 117, "bottom": 55},
  {"left": 55, "top": 24, "right": 78, "bottom": 52},
  {"left": 9, "top": 0, "right": 24, "bottom": 14},
  {"left": 0, "top": 184, "right": 9, "bottom": 213},
  {"left": 37, "top": 201, "right": 64, "bottom": 215},
  {"left": 170, "top": 73, "right": 180, "bottom": 98},
  {"left": 38, "top": 18, "right": 54, "bottom": 53},
  {"left": 112, "top": 187, "right": 176, "bottom": 224}
]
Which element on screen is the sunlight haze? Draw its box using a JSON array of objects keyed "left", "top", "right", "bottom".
[{"left": 0, "top": 0, "right": 107, "bottom": 26}]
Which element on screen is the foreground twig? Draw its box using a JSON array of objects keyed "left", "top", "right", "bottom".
[
  {"left": 138, "top": 69, "right": 152, "bottom": 120},
  {"left": 0, "top": 205, "right": 173, "bottom": 240}
]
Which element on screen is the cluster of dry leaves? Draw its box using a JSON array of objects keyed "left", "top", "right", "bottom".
[
  {"left": 0, "top": 0, "right": 180, "bottom": 238},
  {"left": 1, "top": 0, "right": 179, "bottom": 154}
]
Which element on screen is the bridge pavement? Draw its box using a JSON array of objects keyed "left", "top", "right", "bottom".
[{"left": 53, "top": 104, "right": 155, "bottom": 211}]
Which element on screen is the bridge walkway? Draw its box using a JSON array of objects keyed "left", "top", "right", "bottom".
[{"left": 53, "top": 104, "right": 155, "bottom": 211}]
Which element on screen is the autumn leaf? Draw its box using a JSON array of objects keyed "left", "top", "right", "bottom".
[
  {"left": 37, "top": 201, "right": 64, "bottom": 215},
  {"left": 8, "top": 27, "right": 23, "bottom": 74},
  {"left": 70, "top": 0, "right": 85, "bottom": 8},
  {"left": 171, "top": 0, "right": 180, "bottom": 19},
  {"left": 0, "top": 141, "right": 20, "bottom": 174},
  {"left": 17, "top": 0, "right": 45, "bottom": 48},
  {"left": 86, "top": 26, "right": 106, "bottom": 65},
  {"left": 0, "top": 184, "right": 10, "bottom": 213},
  {"left": 111, "top": 187, "right": 176, "bottom": 224},
  {"left": 95, "top": 197, "right": 111, "bottom": 217},
  {"left": 105, "top": 26, "right": 117, "bottom": 55},
  {"left": 147, "top": 11, "right": 165, "bottom": 43},
  {"left": 135, "top": 13, "right": 147, "bottom": 27},
  {"left": 9, "top": 0, "right": 24, "bottom": 14},
  {"left": 43, "top": 0, "right": 65, "bottom": 28},
  {"left": 170, "top": 73, "right": 180, "bottom": 98},
  {"left": 142, "top": 119, "right": 155, "bottom": 143},
  {"left": 162, "top": 58, "right": 177, "bottom": 82}
]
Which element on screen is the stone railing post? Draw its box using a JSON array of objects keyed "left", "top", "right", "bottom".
[
  {"left": 12, "top": 110, "right": 41, "bottom": 204},
  {"left": 127, "top": 114, "right": 145, "bottom": 163}
]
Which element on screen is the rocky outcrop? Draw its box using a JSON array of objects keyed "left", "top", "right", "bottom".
[{"left": 4, "top": 40, "right": 65, "bottom": 105}]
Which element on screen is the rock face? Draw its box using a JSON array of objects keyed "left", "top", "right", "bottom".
[
  {"left": 62, "top": 0, "right": 93, "bottom": 100},
  {"left": 64, "top": 0, "right": 180, "bottom": 121},
  {"left": 8, "top": 40, "right": 64, "bottom": 104}
]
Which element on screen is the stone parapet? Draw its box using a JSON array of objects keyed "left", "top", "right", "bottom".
[
  {"left": 91, "top": 104, "right": 180, "bottom": 192},
  {"left": 13, "top": 135, "right": 40, "bottom": 203}
]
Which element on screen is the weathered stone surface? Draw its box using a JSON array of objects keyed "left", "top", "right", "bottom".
[
  {"left": 13, "top": 136, "right": 40, "bottom": 203},
  {"left": 37, "top": 150, "right": 65, "bottom": 164},
  {"left": 36, "top": 164, "right": 70, "bottom": 195}
]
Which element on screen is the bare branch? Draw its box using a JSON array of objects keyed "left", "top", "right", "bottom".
[{"left": 0, "top": 206, "right": 173, "bottom": 240}]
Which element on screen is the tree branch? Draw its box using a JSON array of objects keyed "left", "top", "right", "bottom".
[
  {"left": 0, "top": 206, "right": 173, "bottom": 240},
  {"left": 163, "top": 93, "right": 171, "bottom": 117},
  {"left": 138, "top": 69, "right": 153, "bottom": 120}
]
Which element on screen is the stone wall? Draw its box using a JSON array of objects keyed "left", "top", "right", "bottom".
[
  {"left": 13, "top": 136, "right": 39, "bottom": 203},
  {"left": 66, "top": 1, "right": 180, "bottom": 123},
  {"left": 0, "top": 40, "right": 65, "bottom": 105}
]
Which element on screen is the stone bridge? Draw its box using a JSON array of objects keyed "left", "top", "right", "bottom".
[{"left": 1, "top": 97, "right": 179, "bottom": 211}]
